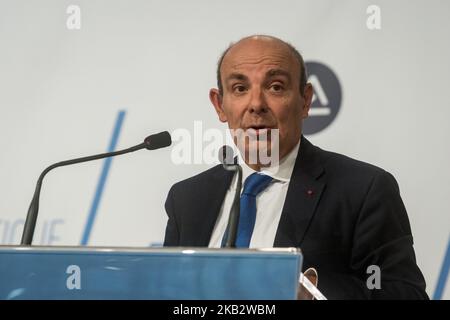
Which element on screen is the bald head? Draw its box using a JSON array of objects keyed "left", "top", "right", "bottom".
[{"left": 216, "top": 35, "right": 307, "bottom": 96}]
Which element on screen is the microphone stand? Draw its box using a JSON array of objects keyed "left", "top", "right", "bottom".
[
  {"left": 219, "top": 145, "right": 242, "bottom": 248},
  {"left": 21, "top": 131, "right": 171, "bottom": 245},
  {"left": 222, "top": 163, "right": 242, "bottom": 248}
]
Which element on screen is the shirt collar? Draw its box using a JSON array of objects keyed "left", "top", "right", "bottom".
[{"left": 237, "top": 139, "right": 301, "bottom": 184}]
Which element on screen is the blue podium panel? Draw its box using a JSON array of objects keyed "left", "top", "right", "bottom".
[{"left": 0, "top": 246, "right": 302, "bottom": 300}]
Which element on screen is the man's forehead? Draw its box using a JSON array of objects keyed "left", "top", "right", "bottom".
[
  {"left": 226, "top": 69, "right": 292, "bottom": 83},
  {"left": 221, "top": 37, "right": 298, "bottom": 74}
]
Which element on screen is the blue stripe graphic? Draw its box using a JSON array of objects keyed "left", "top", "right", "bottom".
[
  {"left": 80, "top": 110, "right": 126, "bottom": 245},
  {"left": 433, "top": 236, "right": 450, "bottom": 300}
]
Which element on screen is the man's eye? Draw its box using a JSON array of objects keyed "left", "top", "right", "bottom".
[
  {"left": 233, "top": 85, "right": 247, "bottom": 93},
  {"left": 270, "top": 84, "right": 284, "bottom": 92}
]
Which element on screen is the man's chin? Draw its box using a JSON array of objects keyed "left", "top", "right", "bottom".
[{"left": 239, "top": 142, "right": 279, "bottom": 167}]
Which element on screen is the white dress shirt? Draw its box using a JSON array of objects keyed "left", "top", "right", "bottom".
[{"left": 208, "top": 140, "right": 301, "bottom": 248}]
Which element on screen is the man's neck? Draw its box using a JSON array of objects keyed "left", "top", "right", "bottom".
[{"left": 239, "top": 139, "right": 302, "bottom": 181}]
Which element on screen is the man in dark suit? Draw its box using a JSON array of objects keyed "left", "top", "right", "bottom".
[{"left": 164, "top": 35, "right": 428, "bottom": 299}]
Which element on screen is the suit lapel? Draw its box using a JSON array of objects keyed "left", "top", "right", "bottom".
[
  {"left": 192, "top": 167, "right": 234, "bottom": 246},
  {"left": 274, "top": 136, "right": 325, "bottom": 247}
]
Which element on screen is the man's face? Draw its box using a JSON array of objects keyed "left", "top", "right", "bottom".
[{"left": 210, "top": 37, "right": 312, "bottom": 168}]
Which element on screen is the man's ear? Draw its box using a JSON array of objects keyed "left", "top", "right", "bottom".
[
  {"left": 209, "top": 88, "right": 228, "bottom": 123},
  {"left": 301, "top": 83, "right": 313, "bottom": 119}
]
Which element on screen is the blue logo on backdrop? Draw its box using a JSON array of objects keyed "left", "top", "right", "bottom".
[{"left": 303, "top": 62, "right": 342, "bottom": 135}]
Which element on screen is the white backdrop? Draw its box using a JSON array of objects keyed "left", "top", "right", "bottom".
[{"left": 0, "top": 0, "right": 449, "bottom": 299}]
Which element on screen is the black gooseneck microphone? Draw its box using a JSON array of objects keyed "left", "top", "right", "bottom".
[
  {"left": 20, "top": 131, "right": 172, "bottom": 246},
  {"left": 218, "top": 145, "right": 242, "bottom": 248}
]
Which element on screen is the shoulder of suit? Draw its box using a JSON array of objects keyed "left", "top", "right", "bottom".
[
  {"left": 169, "top": 164, "right": 226, "bottom": 192},
  {"left": 313, "top": 144, "right": 395, "bottom": 181}
]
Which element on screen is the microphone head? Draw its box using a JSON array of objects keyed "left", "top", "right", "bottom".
[
  {"left": 144, "top": 131, "right": 172, "bottom": 150},
  {"left": 219, "top": 145, "right": 235, "bottom": 165}
]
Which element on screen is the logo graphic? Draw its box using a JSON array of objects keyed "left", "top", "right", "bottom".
[{"left": 303, "top": 62, "right": 342, "bottom": 135}]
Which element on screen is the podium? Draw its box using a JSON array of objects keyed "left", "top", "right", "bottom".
[{"left": 0, "top": 246, "right": 302, "bottom": 300}]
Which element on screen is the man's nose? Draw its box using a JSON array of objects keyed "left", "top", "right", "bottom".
[{"left": 248, "top": 88, "right": 268, "bottom": 114}]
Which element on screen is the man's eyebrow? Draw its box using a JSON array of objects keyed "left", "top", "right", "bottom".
[
  {"left": 225, "top": 73, "right": 248, "bottom": 82},
  {"left": 266, "top": 69, "right": 291, "bottom": 80}
]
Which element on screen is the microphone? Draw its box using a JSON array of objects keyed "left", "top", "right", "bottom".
[
  {"left": 218, "top": 145, "right": 242, "bottom": 248},
  {"left": 20, "top": 131, "right": 172, "bottom": 245}
]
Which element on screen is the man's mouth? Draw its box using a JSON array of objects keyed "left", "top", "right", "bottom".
[
  {"left": 246, "top": 124, "right": 275, "bottom": 130},
  {"left": 245, "top": 125, "right": 276, "bottom": 138}
]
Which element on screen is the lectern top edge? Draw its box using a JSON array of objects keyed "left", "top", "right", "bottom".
[{"left": 0, "top": 245, "right": 301, "bottom": 256}]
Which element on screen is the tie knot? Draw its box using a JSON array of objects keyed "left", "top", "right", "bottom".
[{"left": 242, "top": 173, "right": 273, "bottom": 197}]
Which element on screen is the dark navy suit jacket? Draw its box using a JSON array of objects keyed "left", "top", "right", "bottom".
[{"left": 163, "top": 136, "right": 428, "bottom": 299}]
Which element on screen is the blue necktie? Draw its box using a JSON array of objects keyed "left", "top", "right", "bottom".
[{"left": 235, "top": 172, "right": 273, "bottom": 248}]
